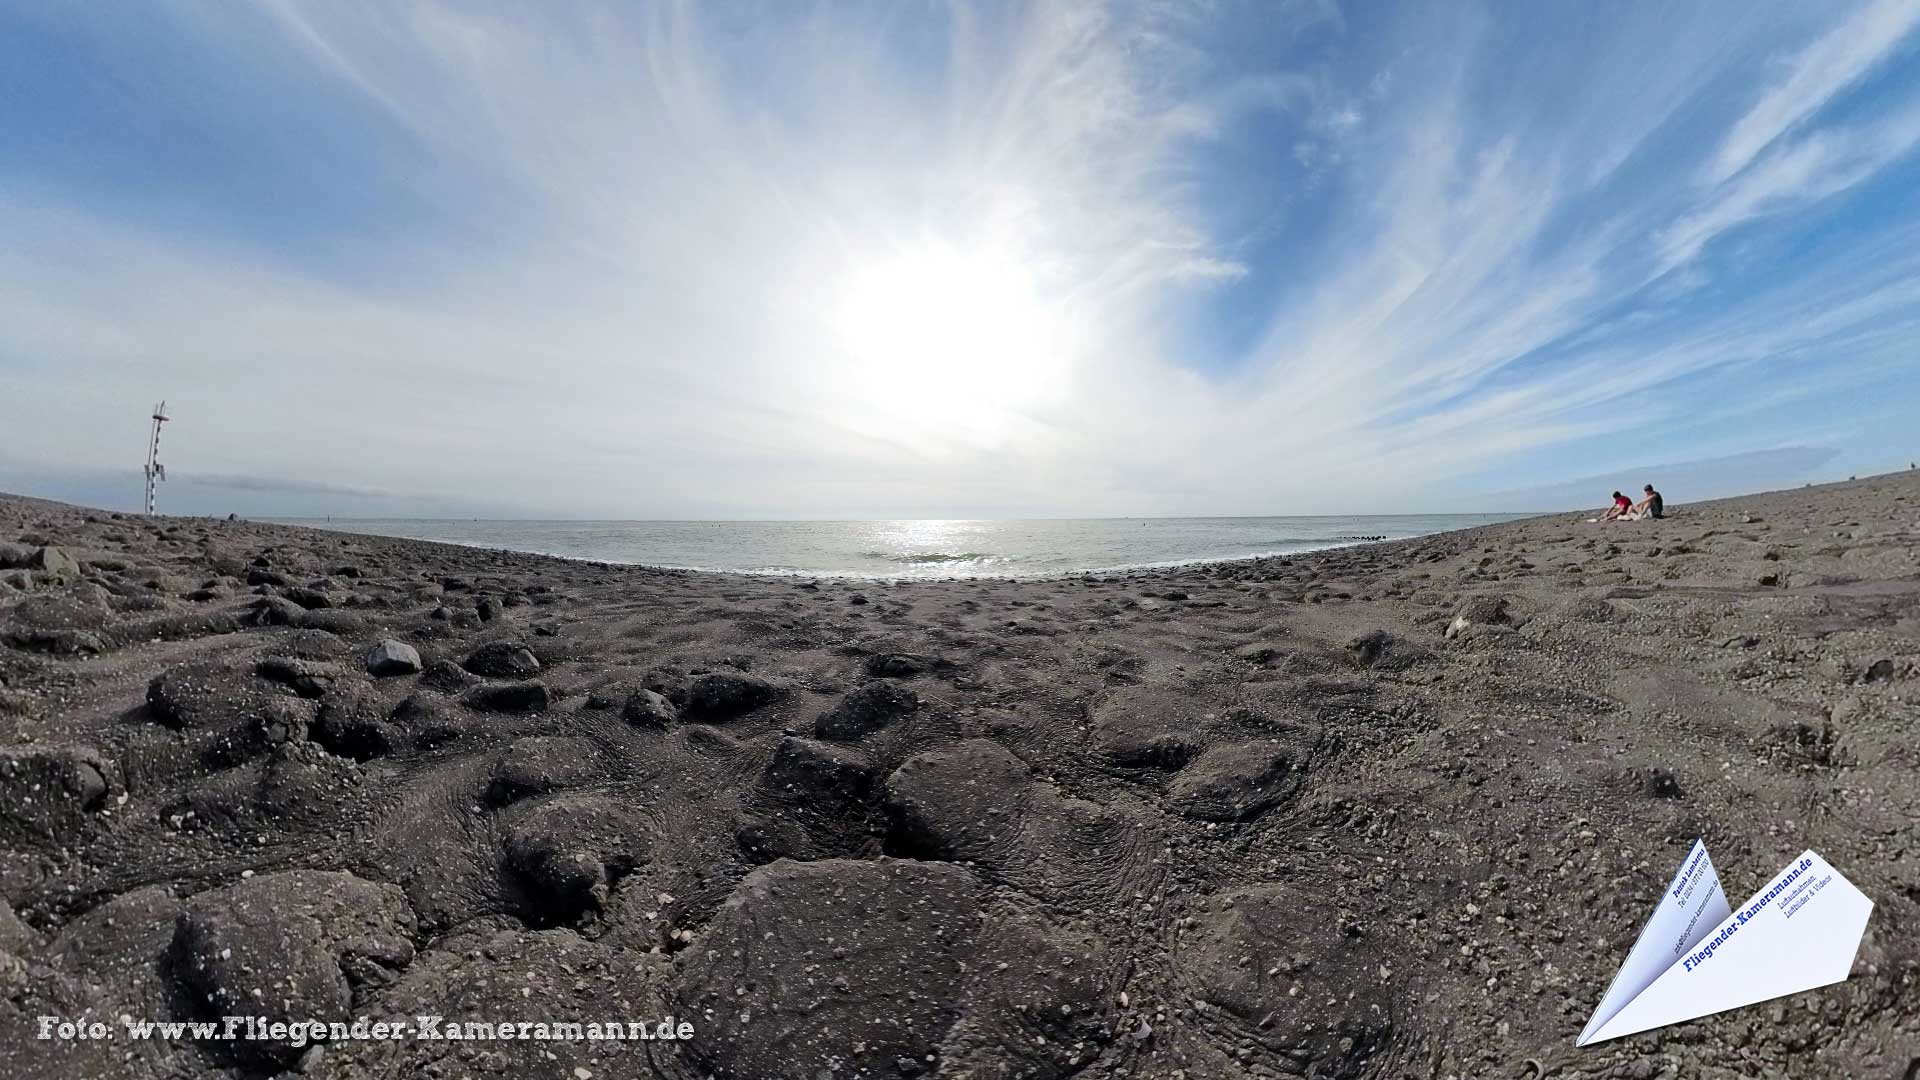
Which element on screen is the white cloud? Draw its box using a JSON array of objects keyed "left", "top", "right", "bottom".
[
  {"left": 4, "top": 1, "right": 1271, "bottom": 515},
  {"left": 4, "top": 1, "right": 1919, "bottom": 517},
  {"left": 1701, "top": 0, "right": 1920, "bottom": 186},
  {"left": 1660, "top": 97, "right": 1920, "bottom": 273}
]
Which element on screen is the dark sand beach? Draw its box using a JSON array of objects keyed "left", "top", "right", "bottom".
[{"left": 1, "top": 472, "right": 1915, "bottom": 1079}]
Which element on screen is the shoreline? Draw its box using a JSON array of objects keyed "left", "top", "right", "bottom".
[
  {"left": 1, "top": 470, "right": 1915, "bottom": 1078},
  {"left": 268, "top": 511, "right": 1529, "bottom": 583},
  {"left": 114, "top": 468, "right": 1908, "bottom": 584},
  {"left": 247, "top": 533, "right": 1404, "bottom": 583}
]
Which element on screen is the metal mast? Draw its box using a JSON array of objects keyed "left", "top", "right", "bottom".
[{"left": 144, "top": 400, "right": 169, "bottom": 515}]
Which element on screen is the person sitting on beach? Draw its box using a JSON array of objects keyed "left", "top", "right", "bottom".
[
  {"left": 1602, "top": 491, "right": 1631, "bottom": 521},
  {"left": 1625, "top": 484, "right": 1664, "bottom": 520}
]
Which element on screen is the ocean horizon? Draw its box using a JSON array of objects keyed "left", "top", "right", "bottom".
[{"left": 273, "top": 513, "right": 1531, "bottom": 579}]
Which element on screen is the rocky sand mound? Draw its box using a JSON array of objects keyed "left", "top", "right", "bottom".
[{"left": 0, "top": 473, "right": 1916, "bottom": 1078}]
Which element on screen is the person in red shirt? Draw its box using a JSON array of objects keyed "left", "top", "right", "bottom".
[{"left": 1602, "top": 490, "right": 1631, "bottom": 521}]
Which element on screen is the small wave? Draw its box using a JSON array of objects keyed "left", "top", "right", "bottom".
[
  {"left": 865, "top": 551, "right": 997, "bottom": 564},
  {"left": 1247, "top": 535, "right": 1386, "bottom": 546}
]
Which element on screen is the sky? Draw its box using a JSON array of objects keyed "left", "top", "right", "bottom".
[{"left": 2, "top": 0, "right": 1918, "bottom": 519}]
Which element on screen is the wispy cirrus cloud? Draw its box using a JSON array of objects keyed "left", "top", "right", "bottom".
[
  {"left": 1660, "top": 97, "right": 1920, "bottom": 274},
  {"left": 1701, "top": 0, "right": 1920, "bottom": 187}
]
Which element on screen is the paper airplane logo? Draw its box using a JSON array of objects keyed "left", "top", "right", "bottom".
[{"left": 1578, "top": 840, "right": 1873, "bottom": 1045}]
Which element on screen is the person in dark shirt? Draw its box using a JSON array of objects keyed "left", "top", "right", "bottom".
[{"left": 1629, "top": 484, "right": 1663, "bottom": 520}]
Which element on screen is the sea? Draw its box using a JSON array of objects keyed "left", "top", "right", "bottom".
[{"left": 277, "top": 514, "right": 1526, "bottom": 580}]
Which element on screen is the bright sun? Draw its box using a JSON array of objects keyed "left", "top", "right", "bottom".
[{"left": 833, "top": 243, "right": 1065, "bottom": 438}]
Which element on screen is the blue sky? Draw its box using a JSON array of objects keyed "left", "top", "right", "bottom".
[{"left": 2, "top": 0, "right": 1918, "bottom": 518}]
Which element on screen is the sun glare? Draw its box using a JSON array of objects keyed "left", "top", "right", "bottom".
[{"left": 833, "top": 243, "right": 1065, "bottom": 439}]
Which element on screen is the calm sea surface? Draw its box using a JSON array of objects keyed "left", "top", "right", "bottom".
[{"left": 275, "top": 514, "right": 1526, "bottom": 579}]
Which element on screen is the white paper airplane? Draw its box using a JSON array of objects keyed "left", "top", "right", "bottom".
[{"left": 1578, "top": 840, "right": 1873, "bottom": 1045}]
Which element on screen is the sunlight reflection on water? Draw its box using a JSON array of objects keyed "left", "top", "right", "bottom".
[{"left": 285, "top": 514, "right": 1523, "bottom": 579}]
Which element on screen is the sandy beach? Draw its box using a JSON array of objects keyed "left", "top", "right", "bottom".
[{"left": 1, "top": 471, "right": 1915, "bottom": 1079}]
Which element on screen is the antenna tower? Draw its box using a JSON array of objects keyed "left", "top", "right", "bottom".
[{"left": 144, "top": 401, "right": 170, "bottom": 515}]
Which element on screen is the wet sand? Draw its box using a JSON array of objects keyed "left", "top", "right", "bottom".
[{"left": 1, "top": 471, "right": 1916, "bottom": 1078}]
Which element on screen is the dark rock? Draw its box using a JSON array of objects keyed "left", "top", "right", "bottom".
[
  {"left": 940, "top": 908, "right": 1122, "bottom": 1079},
  {"left": 464, "top": 680, "right": 550, "bottom": 714},
  {"left": 0, "top": 746, "right": 117, "bottom": 841},
  {"left": 501, "top": 795, "right": 651, "bottom": 923},
  {"left": 763, "top": 736, "right": 878, "bottom": 807},
  {"left": 311, "top": 689, "right": 399, "bottom": 760},
  {"left": 621, "top": 688, "right": 679, "bottom": 727},
  {"left": 1455, "top": 595, "right": 1512, "bottom": 624},
  {"left": 12, "top": 626, "right": 110, "bottom": 657},
  {"left": 284, "top": 586, "right": 332, "bottom": 610},
  {"left": 0, "top": 897, "right": 38, "bottom": 954},
  {"left": 1641, "top": 767, "right": 1684, "bottom": 799},
  {"left": 1089, "top": 690, "right": 1201, "bottom": 768},
  {"left": 885, "top": 739, "right": 1031, "bottom": 860},
  {"left": 170, "top": 870, "right": 415, "bottom": 1067},
  {"left": 678, "top": 725, "right": 743, "bottom": 756},
  {"left": 476, "top": 595, "right": 503, "bottom": 621},
  {"left": 1345, "top": 630, "right": 1426, "bottom": 670},
  {"left": 245, "top": 567, "right": 291, "bottom": 588},
  {"left": 49, "top": 882, "right": 182, "bottom": 979},
  {"left": 19, "top": 546, "right": 82, "bottom": 582},
  {"left": 206, "top": 698, "right": 315, "bottom": 768},
  {"left": 488, "top": 737, "right": 596, "bottom": 804},
  {"left": 388, "top": 694, "right": 468, "bottom": 749},
  {"left": 1168, "top": 743, "right": 1308, "bottom": 822},
  {"left": 242, "top": 595, "right": 305, "bottom": 627},
  {"left": 146, "top": 660, "right": 291, "bottom": 730},
  {"left": 814, "top": 681, "right": 919, "bottom": 741},
  {"left": 1347, "top": 630, "right": 1391, "bottom": 667},
  {"left": 674, "top": 859, "right": 982, "bottom": 1079},
  {"left": 1446, "top": 595, "right": 1512, "bottom": 640},
  {"left": 462, "top": 640, "right": 540, "bottom": 678},
  {"left": 0, "top": 585, "right": 114, "bottom": 654},
  {"left": 637, "top": 667, "right": 691, "bottom": 701},
  {"left": 253, "top": 656, "right": 343, "bottom": 698},
  {"left": 678, "top": 671, "right": 783, "bottom": 719},
  {"left": 260, "top": 628, "right": 351, "bottom": 660},
  {"left": 364, "top": 639, "right": 422, "bottom": 676},
  {"left": 733, "top": 813, "right": 808, "bottom": 864},
  {"left": 418, "top": 659, "right": 480, "bottom": 693}
]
